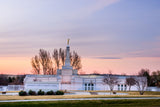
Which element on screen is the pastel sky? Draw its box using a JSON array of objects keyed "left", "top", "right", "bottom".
[{"left": 0, "top": 0, "right": 160, "bottom": 75}]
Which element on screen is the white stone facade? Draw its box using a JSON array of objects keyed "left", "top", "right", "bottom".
[
  {"left": 24, "top": 74, "right": 146, "bottom": 92},
  {"left": 24, "top": 43, "right": 147, "bottom": 92}
]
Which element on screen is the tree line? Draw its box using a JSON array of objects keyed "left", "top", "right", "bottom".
[
  {"left": 103, "top": 72, "right": 147, "bottom": 95},
  {"left": 137, "top": 69, "right": 160, "bottom": 87},
  {"left": 31, "top": 48, "right": 82, "bottom": 75},
  {"left": 103, "top": 69, "right": 160, "bottom": 95},
  {"left": 0, "top": 75, "right": 25, "bottom": 85},
  {"left": 126, "top": 69, "right": 160, "bottom": 94}
]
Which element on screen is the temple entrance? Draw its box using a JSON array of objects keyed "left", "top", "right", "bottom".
[{"left": 84, "top": 83, "right": 94, "bottom": 91}]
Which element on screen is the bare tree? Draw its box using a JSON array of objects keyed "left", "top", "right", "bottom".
[
  {"left": 138, "top": 69, "right": 151, "bottom": 86},
  {"left": 103, "top": 73, "right": 119, "bottom": 93},
  {"left": 126, "top": 77, "right": 136, "bottom": 91},
  {"left": 135, "top": 77, "right": 147, "bottom": 95},
  {"left": 31, "top": 55, "right": 41, "bottom": 74},
  {"left": 31, "top": 49, "right": 55, "bottom": 75},
  {"left": 59, "top": 48, "right": 65, "bottom": 66},
  {"left": 53, "top": 49, "right": 60, "bottom": 69},
  {"left": 39, "top": 49, "right": 54, "bottom": 75},
  {"left": 151, "top": 70, "right": 160, "bottom": 87},
  {"left": 10, "top": 75, "right": 26, "bottom": 85},
  {"left": 53, "top": 49, "right": 82, "bottom": 70},
  {"left": 70, "top": 51, "right": 82, "bottom": 70},
  {"left": 0, "top": 75, "right": 8, "bottom": 85},
  {"left": 46, "top": 60, "right": 56, "bottom": 75},
  {"left": 31, "top": 48, "right": 82, "bottom": 75}
]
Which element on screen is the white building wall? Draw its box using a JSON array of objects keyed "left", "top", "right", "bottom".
[
  {"left": 23, "top": 74, "right": 147, "bottom": 92},
  {"left": 24, "top": 75, "right": 59, "bottom": 92}
]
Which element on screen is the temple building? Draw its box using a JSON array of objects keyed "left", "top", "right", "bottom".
[{"left": 24, "top": 40, "right": 147, "bottom": 92}]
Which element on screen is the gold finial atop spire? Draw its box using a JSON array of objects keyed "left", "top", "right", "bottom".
[{"left": 67, "top": 38, "right": 70, "bottom": 45}]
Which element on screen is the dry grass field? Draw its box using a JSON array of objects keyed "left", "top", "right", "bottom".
[
  {"left": 0, "top": 95, "right": 159, "bottom": 100},
  {"left": 1, "top": 91, "right": 160, "bottom": 101},
  {"left": 0, "top": 91, "right": 19, "bottom": 93}
]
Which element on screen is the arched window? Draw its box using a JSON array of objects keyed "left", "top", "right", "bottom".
[
  {"left": 124, "top": 84, "right": 127, "bottom": 91},
  {"left": 88, "top": 83, "right": 91, "bottom": 90},
  {"left": 85, "top": 83, "right": 87, "bottom": 90},
  {"left": 121, "top": 84, "right": 123, "bottom": 91},
  {"left": 84, "top": 83, "right": 95, "bottom": 91},
  {"left": 118, "top": 84, "right": 120, "bottom": 91},
  {"left": 91, "top": 84, "right": 94, "bottom": 90}
]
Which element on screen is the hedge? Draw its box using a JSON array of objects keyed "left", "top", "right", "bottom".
[{"left": 19, "top": 90, "right": 27, "bottom": 96}]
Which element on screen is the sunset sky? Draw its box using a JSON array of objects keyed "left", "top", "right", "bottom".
[{"left": 0, "top": 0, "right": 160, "bottom": 75}]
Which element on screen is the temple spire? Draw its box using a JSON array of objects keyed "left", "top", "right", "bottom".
[
  {"left": 67, "top": 38, "right": 70, "bottom": 45},
  {"left": 63, "top": 39, "right": 72, "bottom": 69}
]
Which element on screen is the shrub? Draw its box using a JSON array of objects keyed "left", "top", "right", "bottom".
[
  {"left": 56, "top": 90, "right": 64, "bottom": 95},
  {"left": 28, "top": 90, "right": 36, "bottom": 95},
  {"left": 2, "top": 92, "right": 6, "bottom": 94},
  {"left": 19, "top": 90, "right": 27, "bottom": 96},
  {"left": 38, "top": 89, "right": 45, "bottom": 95},
  {"left": 113, "top": 91, "right": 116, "bottom": 94},
  {"left": 46, "top": 90, "right": 55, "bottom": 95}
]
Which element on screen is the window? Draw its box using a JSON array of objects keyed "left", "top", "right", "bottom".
[
  {"left": 118, "top": 84, "right": 120, "bottom": 91},
  {"left": 88, "top": 84, "right": 91, "bottom": 90},
  {"left": 91, "top": 84, "right": 94, "bottom": 90},
  {"left": 85, "top": 84, "right": 87, "bottom": 90},
  {"left": 121, "top": 84, "right": 123, "bottom": 91},
  {"left": 84, "top": 83, "right": 94, "bottom": 91},
  {"left": 124, "top": 85, "right": 127, "bottom": 91}
]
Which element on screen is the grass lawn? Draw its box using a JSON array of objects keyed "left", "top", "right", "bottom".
[
  {"left": 0, "top": 99, "right": 160, "bottom": 107},
  {"left": 1, "top": 94, "right": 160, "bottom": 101}
]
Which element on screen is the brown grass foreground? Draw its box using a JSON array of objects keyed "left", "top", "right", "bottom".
[
  {"left": 1, "top": 91, "right": 160, "bottom": 101},
  {"left": 1, "top": 94, "right": 160, "bottom": 101}
]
